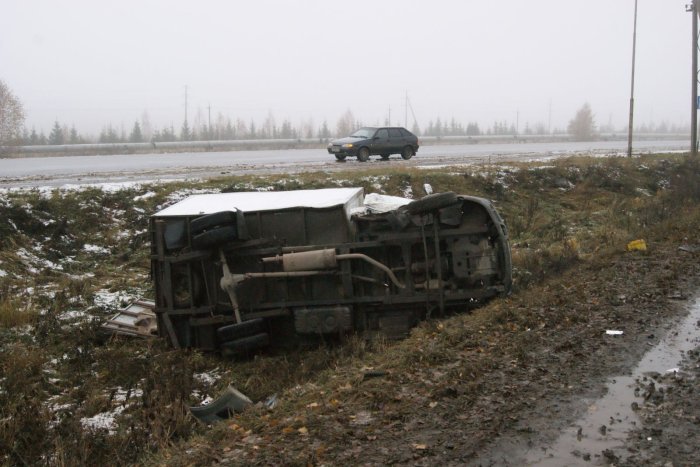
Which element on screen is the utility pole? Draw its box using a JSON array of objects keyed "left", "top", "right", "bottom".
[
  {"left": 184, "top": 85, "right": 189, "bottom": 128},
  {"left": 208, "top": 103, "right": 211, "bottom": 138},
  {"left": 689, "top": 1, "right": 699, "bottom": 156},
  {"left": 627, "top": 0, "right": 638, "bottom": 158},
  {"left": 405, "top": 91, "right": 408, "bottom": 127}
]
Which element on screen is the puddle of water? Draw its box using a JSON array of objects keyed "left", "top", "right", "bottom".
[{"left": 525, "top": 299, "right": 700, "bottom": 466}]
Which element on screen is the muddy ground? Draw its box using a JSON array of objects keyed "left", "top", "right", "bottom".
[{"left": 183, "top": 244, "right": 699, "bottom": 467}]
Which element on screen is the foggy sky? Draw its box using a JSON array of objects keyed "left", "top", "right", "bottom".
[{"left": 0, "top": 0, "right": 692, "bottom": 136}]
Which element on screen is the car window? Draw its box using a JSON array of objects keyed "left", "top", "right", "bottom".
[
  {"left": 389, "top": 128, "right": 402, "bottom": 138},
  {"left": 350, "top": 128, "right": 375, "bottom": 138},
  {"left": 376, "top": 129, "right": 389, "bottom": 139},
  {"left": 400, "top": 128, "right": 412, "bottom": 137}
]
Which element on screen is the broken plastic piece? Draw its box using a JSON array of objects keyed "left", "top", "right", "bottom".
[
  {"left": 626, "top": 239, "right": 647, "bottom": 251},
  {"left": 189, "top": 385, "right": 252, "bottom": 423},
  {"left": 264, "top": 394, "right": 279, "bottom": 410},
  {"left": 605, "top": 330, "right": 624, "bottom": 336}
]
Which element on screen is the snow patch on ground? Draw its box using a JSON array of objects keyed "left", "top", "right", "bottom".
[
  {"left": 112, "top": 387, "right": 144, "bottom": 402},
  {"left": 83, "top": 244, "right": 111, "bottom": 255},
  {"left": 58, "top": 310, "right": 93, "bottom": 322},
  {"left": 17, "top": 247, "right": 63, "bottom": 272},
  {"left": 93, "top": 289, "right": 135, "bottom": 310},
  {"left": 80, "top": 406, "right": 125, "bottom": 434},
  {"left": 133, "top": 191, "right": 156, "bottom": 201},
  {"left": 194, "top": 370, "right": 221, "bottom": 386}
]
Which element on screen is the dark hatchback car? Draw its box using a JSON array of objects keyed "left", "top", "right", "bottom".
[{"left": 327, "top": 127, "right": 420, "bottom": 162}]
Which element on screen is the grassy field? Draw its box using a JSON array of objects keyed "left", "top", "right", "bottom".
[{"left": 1, "top": 154, "right": 699, "bottom": 465}]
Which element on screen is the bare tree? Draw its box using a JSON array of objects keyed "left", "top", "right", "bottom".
[
  {"left": 335, "top": 109, "right": 356, "bottom": 137},
  {"left": 568, "top": 103, "right": 596, "bottom": 141},
  {"left": 0, "top": 80, "right": 25, "bottom": 146}
]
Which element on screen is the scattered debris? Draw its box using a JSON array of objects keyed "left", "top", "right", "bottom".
[
  {"left": 606, "top": 330, "right": 624, "bottom": 336},
  {"left": 679, "top": 244, "right": 700, "bottom": 253},
  {"left": 626, "top": 239, "right": 647, "bottom": 252},
  {"left": 263, "top": 394, "right": 279, "bottom": 410},
  {"left": 362, "top": 370, "right": 388, "bottom": 380},
  {"left": 101, "top": 299, "right": 157, "bottom": 338},
  {"left": 189, "top": 386, "right": 252, "bottom": 423}
]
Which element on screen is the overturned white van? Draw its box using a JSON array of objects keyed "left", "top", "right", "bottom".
[{"left": 150, "top": 188, "right": 511, "bottom": 355}]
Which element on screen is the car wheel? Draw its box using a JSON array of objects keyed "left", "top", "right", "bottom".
[
  {"left": 335, "top": 153, "right": 346, "bottom": 161},
  {"left": 407, "top": 192, "right": 459, "bottom": 215},
  {"left": 380, "top": 154, "right": 390, "bottom": 161},
  {"left": 357, "top": 147, "right": 370, "bottom": 162},
  {"left": 401, "top": 146, "right": 415, "bottom": 160}
]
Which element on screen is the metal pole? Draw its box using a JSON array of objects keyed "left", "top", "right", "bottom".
[
  {"left": 692, "top": 1, "right": 699, "bottom": 156},
  {"left": 405, "top": 91, "right": 408, "bottom": 127},
  {"left": 627, "top": 0, "right": 638, "bottom": 157}
]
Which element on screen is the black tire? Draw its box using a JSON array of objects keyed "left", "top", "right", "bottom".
[
  {"left": 357, "top": 147, "right": 370, "bottom": 162},
  {"left": 407, "top": 192, "right": 459, "bottom": 215},
  {"left": 191, "top": 225, "right": 238, "bottom": 249},
  {"left": 190, "top": 211, "right": 237, "bottom": 235},
  {"left": 217, "top": 319, "right": 266, "bottom": 342},
  {"left": 335, "top": 153, "right": 347, "bottom": 161},
  {"left": 221, "top": 333, "right": 270, "bottom": 356},
  {"left": 380, "top": 154, "right": 390, "bottom": 161},
  {"left": 401, "top": 146, "right": 415, "bottom": 160}
]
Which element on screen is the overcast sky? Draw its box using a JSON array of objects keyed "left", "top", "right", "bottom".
[{"left": 0, "top": 0, "right": 692, "bottom": 135}]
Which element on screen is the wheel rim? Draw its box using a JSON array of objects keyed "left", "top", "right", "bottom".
[{"left": 358, "top": 148, "right": 369, "bottom": 162}]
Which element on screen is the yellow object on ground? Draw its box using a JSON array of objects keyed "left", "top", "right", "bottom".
[{"left": 626, "top": 239, "right": 647, "bottom": 251}]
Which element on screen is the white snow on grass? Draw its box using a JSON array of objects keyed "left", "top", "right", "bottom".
[
  {"left": 133, "top": 191, "right": 156, "bottom": 201},
  {"left": 61, "top": 181, "right": 144, "bottom": 193},
  {"left": 0, "top": 269, "right": 7, "bottom": 277},
  {"left": 83, "top": 244, "right": 111, "bottom": 255},
  {"left": 80, "top": 406, "right": 125, "bottom": 434},
  {"left": 93, "top": 289, "right": 135, "bottom": 310},
  {"left": 17, "top": 247, "right": 63, "bottom": 272},
  {"left": 194, "top": 370, "right": 221, "bottom": 386},
  {"left": 57, "top": 310, "right": 94, "bottom": 322},
  {"left": 112, "top": 387, "right": 144, "bottom": 402}
]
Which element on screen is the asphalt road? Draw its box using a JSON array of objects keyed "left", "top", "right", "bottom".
[{"left": 0, "top": 139, "right": 688, "bottom": 188}]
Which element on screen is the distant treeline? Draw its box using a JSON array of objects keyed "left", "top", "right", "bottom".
[{"left": 15, "top": 109, "right": 690, "bottom": 146}]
